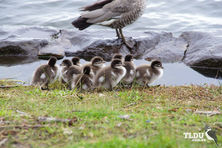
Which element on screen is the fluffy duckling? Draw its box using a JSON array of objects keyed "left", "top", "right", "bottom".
[
  {"left": 135, "top": 60, "right": 163, "bottom": 86},
  {"left": 60, "top": 59, "right": 82, "bottom": 87},
  {"left": 95, "top": 59, "right": 126, "bottom": 90},
  {"left": 71, "top": 66, "right": 93, "bottom": 91},
  {"left": 122, "top": 54, "right": 136, "bottom": 85},
  {"left": 60, "top": 59, "right": 73, "bottom": 83},
  {"left": 84, "top": 56, "right": 106, "bottom": 81},
  {"left": 66, "top": 66, "right": 82, "bottom": 89},
  {"left": 112, "top": 53, "right": 123, "bottom": 61},
  {"left": 31, "top": 56, "right": 58, "bottom": 90},
  {"left": 72, "top": 57, "right": 81, "bottom": 68}
]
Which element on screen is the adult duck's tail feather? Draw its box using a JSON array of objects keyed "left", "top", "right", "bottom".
[{"left": 72, "top": 17, "right": 92, "bottom": 30}]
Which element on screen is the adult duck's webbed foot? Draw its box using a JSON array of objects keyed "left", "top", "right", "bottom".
[{"left": 118, "top": 28, "right": 134, "bottom": 50}]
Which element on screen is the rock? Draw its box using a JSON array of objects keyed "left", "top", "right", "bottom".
[
  {"left": 38, "top": 30, "right": 73, "bottom": 60},
  {"left": 1, "top": 26, "right": 222, "bottom": 69},
  {"left": 66, "top": 31, "right": 222, "bottom": 67},
  {"left": 0, "top": 27, "right": 67, "bottom": 60},
  {"left": 0, "top": 56, "right": 38, "bottom": 66},
  {"left": 142, "top": 32, "right": 187, "bottom": 62},
  {"left": 0, "top": 45, "right": 27, "bottom": 55},
  {"left": 38, "top": 44, "right": 65, "bottom": 60},
  {"left": 181, "top": 31, "right": 222, "bottom": 67},
  {"left": 0, "top": 40, "right": 48, "bottom": 56},
  {"left": 190, "top": 66, "right": 222, "bottom": 79},
  {"left": 66, "top": 39, "right": 128, "bottom": 61},
  {"left": 66, "top": 32, "right": 188, "bottom": 63}
]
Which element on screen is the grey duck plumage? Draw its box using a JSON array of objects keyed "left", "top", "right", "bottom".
[
  {"left": 72, "top": 0, "right": 147, "bottom": 49},
  {"left": 72, "top": 0, "right": 146, "bottom": 29}
]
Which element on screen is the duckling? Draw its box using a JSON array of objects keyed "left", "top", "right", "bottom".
[
  {"left": 84, "top": 56, "right": 106, "bottom": 81},
  {"left": 71, "top": 66, "right": 93, "bottom": 91},
  {"left": 60, "top": 59, "right": 82, "bottom": 87},
  {"left": 122, "top": 54, "right": 136, "bottom": 86},
  {"left": 95, "top": 59, "right": 126, "bottom": 90},
  {"left": 31, "top": 56, "right": 58, "bottom": 90},
  {"left": 72, "top": 57, "right": 81, "bottom": 67},
  {"left": 112, "top": 53, "right": 123, "bottom": 61},
  {"left": 66, "top": 66, "right": 82, "bottom": 89},
  {"left": 135, "top": 60, "right": 163, "bottom": 87},
  {"left": 60, "top": 59, "right": 73, "bottom": 83},
  {"left": 89, "top": 56, "right": 106, "bottom": 75}
]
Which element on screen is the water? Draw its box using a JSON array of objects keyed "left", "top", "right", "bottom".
[
  {"left": 0, "top": 59, "right": 221, "bottom": 86},
  {"left": 1, "top": 0, "right": 222, "bottom": 34},
  {"left": 1, "top": 0, "right": 222, "bottom": 85}
]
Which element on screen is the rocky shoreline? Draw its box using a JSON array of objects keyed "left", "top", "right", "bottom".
[{"left": 0, "top": 27, "right": 222, "bottom": 68}]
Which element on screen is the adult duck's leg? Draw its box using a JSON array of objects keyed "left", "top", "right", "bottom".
[
  {"left": 119, "top": 28, "right": 133, "bottom": 49},
  {"left": 115, "top": 28, "right": 121, "bottom": 39}
]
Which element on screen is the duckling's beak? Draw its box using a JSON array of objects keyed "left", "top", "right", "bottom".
[{"left": 161, "top": 66, "right": 164, "bottom": 69}]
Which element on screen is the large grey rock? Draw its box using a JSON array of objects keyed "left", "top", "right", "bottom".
[
  {"left": 0, "top": 27, "right": 71, "bottom": 60},
  {"left": 1, "top": 26, "right": 222, "bottom": 68},
  {"left": 38, "top": 36, "right": 69, "bottom": 60},
  {"left": 66, "top": 32, "right": 188, "bottom": 62},
  {"left": 0, "top": 27, "right": 52, "bottom": 56},
  {"left": 0, "top": 40, "right": 48, "bottom": 56},
  {"left": 141, "top": 32, "right": 187, "bottom": 62},
  {"left": 0, "top": 56, "right": 39, "bottom": 66},
  {"left": 181, "top": 31, "right": 222, "bottom": 67},
  {"left": 66, "top": 38, "right": 130, "bottom": 61},
  {"left": 190, "top": 66, "right": 222, "bottom": 79}
]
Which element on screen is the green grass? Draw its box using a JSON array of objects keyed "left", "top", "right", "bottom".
[{"left": 0, "top": 81, "right": 222, "bottom": 148}]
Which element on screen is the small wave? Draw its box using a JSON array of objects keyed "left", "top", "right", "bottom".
[{"left": 1, "top": 0, "right": 222, "bottom": 33}]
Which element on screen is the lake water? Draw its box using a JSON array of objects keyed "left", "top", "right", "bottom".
[
  {"left": 0, "top": 0, "right": 222, "bottom": 86},
  {"left": 1, "top": 0, "right": 222, "bottom": 34},
  {"left": 0, "top": 59, "right": 221, "bottom": 86}
]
